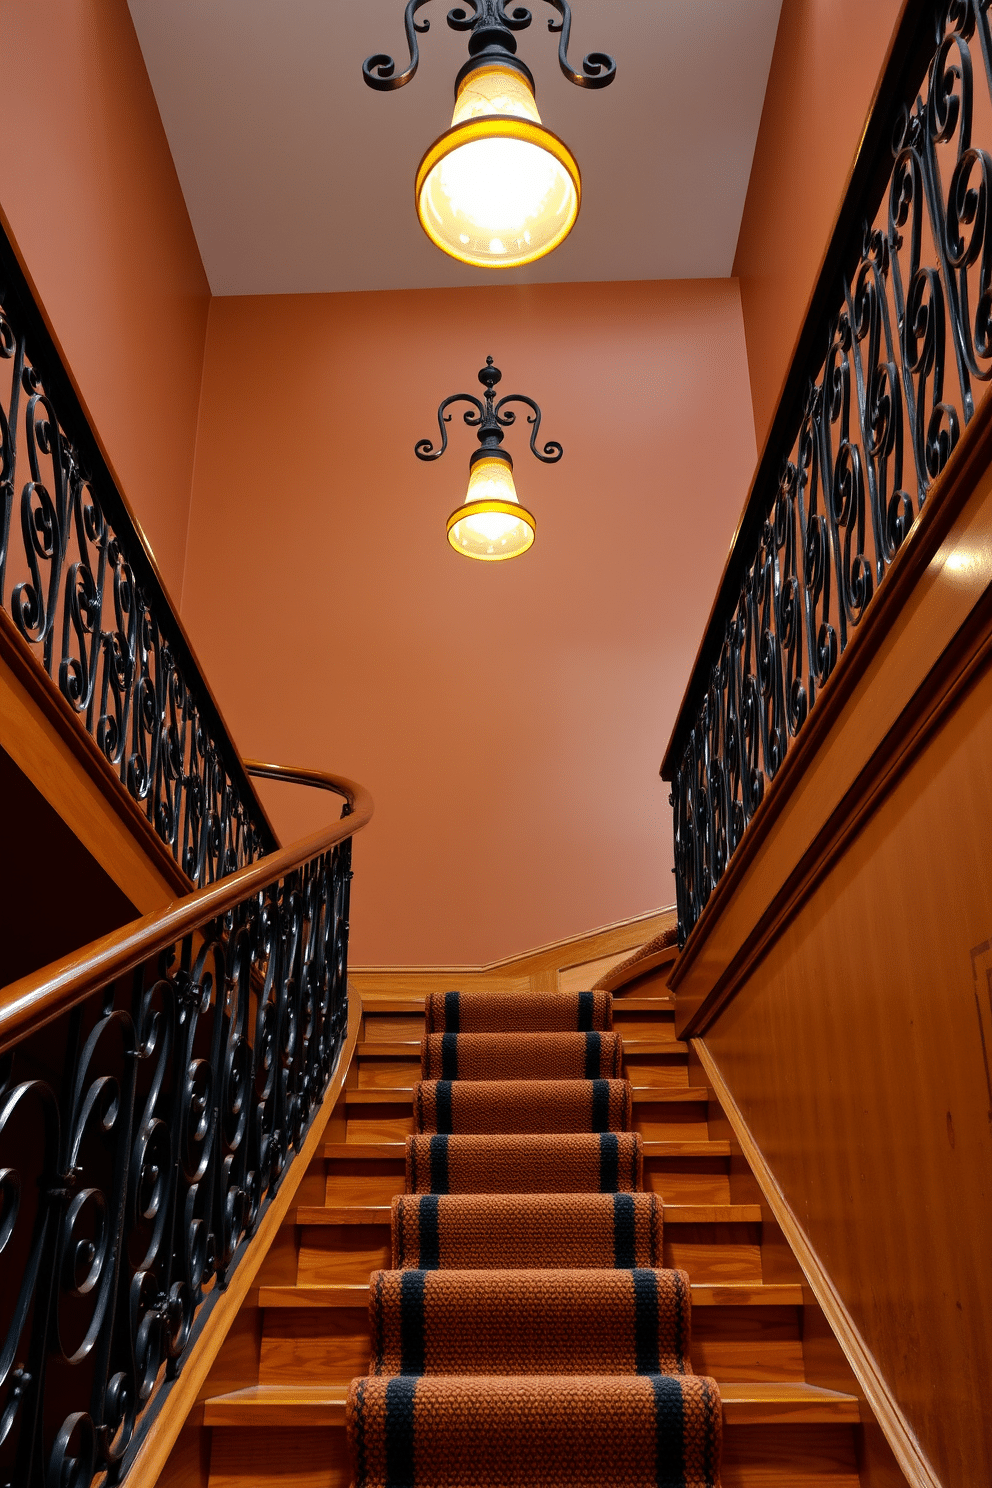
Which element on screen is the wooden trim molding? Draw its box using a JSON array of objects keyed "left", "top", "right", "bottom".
[
  {"left": 0, "top": 767, "right": 373, "bottom": 1048},
  {"left": 592, "top": 919, "right": 679, "bottom": 992},
  {"left": 351, "top": 905, "right": 676, "bottom": 984},
  {"left": 130, "top": 988, "right": 363, "bottom": 1488},
  {"left": 692, "top": 1037, "right": 941, "bottom": 1488},
  {"left": 670, "top": 408, "right": 992, "bottom": 1035},
  {"left": 1, "top": 607, "right": 192, "bottom": 910},
  {"left": 675, "top": 567, "right": 992, "bottom": 1039}
]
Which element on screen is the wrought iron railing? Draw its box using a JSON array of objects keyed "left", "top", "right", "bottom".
[
  {"left": 0, "top": 763, "right": 372, "bottom": 1488},
  {"left": 662, "top": 0, "right": 992, "bottom": 944},
  {"left": 0, "top": 220, "right": 276, "bottom": 886}
]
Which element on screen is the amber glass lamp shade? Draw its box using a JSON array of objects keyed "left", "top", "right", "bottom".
[
  {"left": 416, "top": 64, "right": 581, "bottom": 269},
  {"left": 447, "top": 455, "right": 536, "bottom": 560}
]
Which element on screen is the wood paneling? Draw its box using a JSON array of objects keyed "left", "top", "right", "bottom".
[
  {"left": 348, "top": 906, "right": 676, "bottom": 997},
  {"left": 671, "top": 460, "right": 992, "bottom": 1486},
  {"left": 1, "top": 614, "right": 190, "bottom": 916},
  {"left": 1, "top": 746, "right": 138, "bottom": 986},
  {"left": 209, "top": 1426, "right": 350, "bottom": 1488}
]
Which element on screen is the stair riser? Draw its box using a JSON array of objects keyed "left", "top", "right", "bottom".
[
  {"left": 256, "top": 1305, "right": 806, "bottom": 1386},
  {"left": 208, "top": 1423, "right": 860, "bottom": 1488},
  {"left": 295, "top": 1222, "right": 763, "bottom": 1285}
]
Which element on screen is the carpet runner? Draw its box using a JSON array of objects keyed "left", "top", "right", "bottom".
[
  {"left": 348, "top": 987, "right": 722, "bottom": 1487},
  {"left": 405, "top": 1131, "right": 643, "bottom": 1192},
  {"left": 425, "top": 988, "right": 614, "bottom": 1032},
  {"left": 393, "top": 1192, "right": 663, "bottom": 1269},
  {"left": 368, "top": 1267, "right": 691, "bottom": 1374},
  {"left": 414, "top": 1077, "right": 632, "bottom": 1133},
  {"left": 421, "top": 1030, "right": 624, "bottom": 1080}
]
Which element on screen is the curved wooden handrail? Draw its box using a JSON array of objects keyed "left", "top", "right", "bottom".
[{"left": 0, "top": 760, "right": 373, "bottom": 1052}]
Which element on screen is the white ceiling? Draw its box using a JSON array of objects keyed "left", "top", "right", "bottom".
[{"left": 128, "top": 0, "right": 783, "bottom": 296}]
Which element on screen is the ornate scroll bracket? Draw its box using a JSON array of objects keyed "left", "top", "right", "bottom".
[
  {"left": 362, "top": 0, "right": 615, "bottom": 94},
  {"left": 414, "top": 356, "right": 563, "bottom": 466}
]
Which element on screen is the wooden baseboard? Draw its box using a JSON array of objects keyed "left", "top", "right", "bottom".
[
  {"left": 692, "top": 1037, "right": 939, "bottom": 1488},
  {"left": 350, "top": 905, "right": 677, "bottom": 988},
  {"left": 132, "top": 990, "right": 362, "bottom": 1488}
]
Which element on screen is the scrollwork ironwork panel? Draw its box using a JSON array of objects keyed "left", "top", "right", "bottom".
[
  {"left": 0, "top": 225, "right": 275, "bottom": 885},
  {"left": 0, "top": 829, "right": 352, "bottom": 1487},
  {"left": 666, "top": 2, "right": 992, "bottom": 945}
]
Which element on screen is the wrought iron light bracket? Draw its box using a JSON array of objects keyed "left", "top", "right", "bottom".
[
  {"left": 363, "top": 0, "right": 616, "bottom": 96},
  {"left": 416, "top": 357, "right": 561, "bottom": 560},
  {"left": 415, "top": 355, "right": 562, "bottom": 471}
]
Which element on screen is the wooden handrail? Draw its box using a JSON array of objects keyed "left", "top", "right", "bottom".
[{"left": 0, "top": 760, "right": 373, "bottom": 1052}]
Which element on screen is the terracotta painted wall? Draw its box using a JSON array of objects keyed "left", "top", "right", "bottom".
[
  {"left": 181, "top": 280, "right": 756, "bottom": 965},
  {"left": 734, "top": 0, "right": 905, "bottom": 451},
  {"left": 0, "top": 0, "right": 210, "bottom": 600}
]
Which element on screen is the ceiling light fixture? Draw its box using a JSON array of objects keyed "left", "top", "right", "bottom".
[
  {"left": 363, "top": 1, "right": 615, "bottom": 269},
  {"left": 416, "top": 356, "right": 563, "bottom": 560}
]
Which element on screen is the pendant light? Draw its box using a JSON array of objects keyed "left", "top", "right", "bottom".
[
  {"left": 364, "top": 1, "right": 615, "bottom": 269},
  {"left": 416, "top": 357, "right": 562, "bottom": 561}
]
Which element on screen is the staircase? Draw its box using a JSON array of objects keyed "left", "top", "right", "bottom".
[{"left": 202, "top": 982, "right": 863, "bottom": 1486}]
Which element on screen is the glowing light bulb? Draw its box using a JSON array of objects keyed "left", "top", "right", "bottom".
[
  {"left": 446, "top": 455, "right": 536, "bottom": 561},
  {"left": 417, "top": 64, "right": 580, "bottom": 269}
]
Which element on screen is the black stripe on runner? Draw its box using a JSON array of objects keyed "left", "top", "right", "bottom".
[
  {"left": 577, "top": 991, "right": 594, "bottom": 1030},
  {"left": 631, "top": 1134, "right": 639, "bottom": 1190},
  {"left": 650, "top": 1373, "right": 686, "bottom": 1488},
  {"left": 399, "top": 1270, "right": 427, "bottom": 1375},
  {"left": 353, "top": 1377, "right": 367, "bottom": 1486},
  {"left": 384, "top": 1375, "right": 418, "bottom": 1488},
  {"left": 429, "top": 1134, "right": 449, "bottom": 1193},
  {"left": 444, "top": 989, "right": 460, "bottom": 1032},
  {"left": 395, "top": 1198, "right": 406, "bottom": 1267},
  {"left": 673, "top": 1269, "right": 688, "bottom": 1369},
  {"left": 591, "top": 1079, "right": 610, "bottom": 1131},
  {"left": 599, "top": 1132, "right": 620, "bottom": 1191},
  {"left": 441, "top": 1033, "right": 458, "bottom": 1080},
  {"left": 584, "top": 1030, "right": 602, "bottom": 1078},
  {"left": 435, "top": 1081, "right": 453, "bottom": 1134},
  {"left": 613, "top": 1192, "right": 636, "bottom": 1267},
  {"left": 417, "top": 1195, "right": 440, "bottom": 1269},
  {"left": 632, "top": 1268, "right": 660, "bottom": 1373}
]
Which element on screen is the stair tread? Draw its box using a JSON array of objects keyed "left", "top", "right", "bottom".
[
  {"left": 322, "top": 1139, "right": 732, "bottom": 1159},
  {"left": 362, "top": 996, "right": 426, "bottom": 1012},
  {"left": 204, "top": 1379, "right": 857, "bottom": 1427},
  {"left": 356, "top": 1039, "right": 690, "bottom": 1057},
  {"left": 343, "top": 1085, "right": 709, "bottom": 1104},
  {"left": 612, "top": 995, "right": 675, "bottom": 1011},
  {"left": 259, "top": 1282, "right": 803, "bottom": 1309},
  {"left": 294, "top": 1202, "right": 762, "bottom": 1225}
]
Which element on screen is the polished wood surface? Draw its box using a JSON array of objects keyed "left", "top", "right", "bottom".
[
  {"left": 1, "top": 611, "right": 191, "bottom": 914},
  {"left": 0, "top": 762, "right": 372, "bottom": 1047},
  {"left": 669, "top": 467, "right": 992, "bottom": 1485},
  {"left": 1, "top": 746, "right": 138, "bottom": 985},
  {"left": 671, "top": 407, "right": 992, "bottom": 1038},
  {"left": 349, "top": 904, "right": 676, "bottom": 999},
  {"left": 152, "top": 982, "right": 879, "bottom": 1487}
]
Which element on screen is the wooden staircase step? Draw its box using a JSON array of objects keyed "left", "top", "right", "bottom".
[
  {"left": 356, "top": 995, "right": 678, "bottom": 1014},
  {"left": 342, "top": 1086, "right": 710, "bottom": 1105},
  {"left": 355, "top": 1039, "right": 690, "bottom": 1057},
  {"left": 294, "top": 1202, "right": 762, "bottom": 1226},
  {"left": 361, "top": 996, "right": 426, "bottom": 1012},
  {"left": 322, "top": 1138, "right": 732, "bottom": 1159},
  {"left": 719, "top": 1383, "right": 860, "bottom": 1424},
  {"left": 204, "top": 1380, "right": 856, "bottom": 1429},
  {"left": 612, "top": 995, "right": 675, "bottom": 1011},
  {"left": 258, "top": 1282, "right": 803, "bottom": 1310}
]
